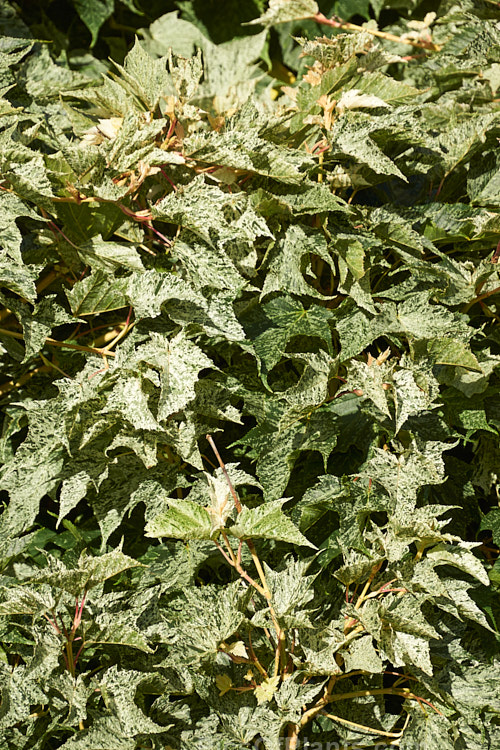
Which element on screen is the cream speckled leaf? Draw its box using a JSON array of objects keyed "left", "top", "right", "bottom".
[
  {"left": 392, "top": 367, "right": 440, "bottom": 433},
  {"left": 343, "top": 635, "right": 383, "bottom": 674},
  {"left": 133, "top": 331, "right": 214, "bottom": 421},
  {"left": 261, "top": 225, "right": 333, "bottom": 299},
  {"left": 361, "top": 440, "right": 451, "bottom": 519},
  {"left": 248, "top": 0, "right": 318, "bottom": 27},
  {"left": 346, "top": 359, "right": 391, "bottom": 418},
  {"left": 153, "top": 175, "right": 272, "bottom": 247},
  {"left": 184, "top": 128, "right": 315, "bottom": 185},
  {"left": 126, "top": 269, "right": 201, "bottom": 319},
  {"left": 426, "top": 543, "right": 490, "bottom": 586}
]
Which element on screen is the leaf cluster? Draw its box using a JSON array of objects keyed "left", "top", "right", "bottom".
[{"left": 1, "top": 0, "right": 500, "bottom": 748}]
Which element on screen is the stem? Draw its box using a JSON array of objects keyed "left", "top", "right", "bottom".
[
  {"left": 321, "top": 709, "right": 405, "bottom": 738},
  {"left": 479, "top": 299, "right": 500, "bottom": 324},
  {"left": 273, "top": 635, "right": 281, "bottom": 678},
  {"left": 0, "top": 306, "right": 12, "bottom": 324},
  {"left": 66, "top": 640, "right": 75, "bottom": 678},
  {"left": 491, "top": 239, "right": 500, "bottom": 264},
  {"left": 39, "top": 353, "right": 71, "bottom": 379},
  {"left": 213, "top": 538, "right": 267, "bottom": 595},
  {"left": 288, "top": 673, "right": 341, "bottom": 746},
  {"left": 206, "top": 434, "right": 285, "bottom": 668},
  {"left": 58, "top": 614, "right": 69, "bottom": 639},
  {"left": 148, "top": 223, "right": 173, "bottom": 248},
  {"left": 347, "top": 188, "right": 359, "bottom": 205},
  {"left": 160, "top": 168, "right": 177, "bottom": 192},
  {"left": 246, "top": 539, "right": 271, "bottom": 598},
  {"left": 345, "top": 563, "right": 382, "bottom": 633},
  {"left": 73, "top": 641, "right": 86, "bottom": 668},
  {"left": 38, "top": 268, "right": 61, "bottom": 294},
  {"left": 0, "top": 327, "right": 116, "bottom": 358},
  {"left": 317, "top": 151, "right": 324, "bottom": 183},
  {"left": 214, "top": 538, "right": 237, "bottom": 566},
  {"left": 221, "top": 530, "right": 238, "bottom": 566},
  {"left": 100, "top": 317, "right": 135, "bottom": 352},
  {"left": 248, "top": 629, "right": 269, "bottom": 678},
  {"left": 462, "top": 284, "right": 500, "bottom": 313},
  {"left": 44, "top": 612, "right": 61, "bottom": 635},
  {"left": 313, "top": 12, "right": 441, "bottom": 51},
  {"left": 165, "top": 117, "right": 177, "bottom": 141},
  {"left": 73, "top": 591, "right": 87, "bottom": 631},
  {"left": 244, "top": 537, "right": 285, "bottom": 664},
  {"left": 354, "top": 563, "right": 382, "bottom": 610},
  {"left": 327, "top": 687, "right": 443, "bottom": 715}
]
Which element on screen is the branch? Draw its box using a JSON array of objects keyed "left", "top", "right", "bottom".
[
  {"left": 313, "top": 12, "right": 441, "bottom": 52},
  {"left": 321, "top": 709, "right": 405, "bottom": 738},
  {"left": 0, "top": 365, "right": 52, "bottom": 397},
  {"left": 206, "top": 433, "right": 286, "bottom": 670},
  {"left": 0, "top": 327, "right": 117, "bottom": 358}
]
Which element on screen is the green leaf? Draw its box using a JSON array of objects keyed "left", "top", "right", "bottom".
[
  {"left": 400, "top": 709, "right": 455, "bottom": 750},
  {"left": 173, "top": 234, "right": 247, "bottom": 293},
  {"left": 248, "top": 0, "right": 319, "bottom": 27},
  {"left": 229, "top": 499, "right": 317, "bottom": 548},
  {"left": 343, "top": 634, "right": 383, "bottom": 674},
  {"left": 133, "top": 331, "right": 214, "bottom": 420},
  {"left": 77, "top": 236, "right": 144, "bottom": 273},
  {"left": 145, "top": 498, "right": 213, "bottom": 541},
  {"left": 0, "top": 586, "right": 55, "bottom": 616},
  {"left": 85, "top": 622, "right": 153, "bottom": 653},
  {"left": 0, "top": 251, "right": 38, "bottom": 302},
  {"left": 361, "top": 440, "right": 451, "bottom": 519},
  {"left": 468, "top": 149, "right": 500, "bottom": 206},
  {"left": 126, "top": 269, "right": 198, "bottom": 319},
  {"left": 244, "top": 295, "right": 333, "bottom": 381},
  {"left": 392, "top": 366, "right": 440, "bottom": 433},
  {"left": 3, "top": 7, "right": 500, "bottom": 747},
  {"left": 58, "top": 717, "right": 137, "bottom": 749},
  {"left": 345, "top": 359, "right": 391, "bottom": 419},
  {"left": 166, "top": 581, "right": 250, "bottom": 665},
  {"left": 427, "top": 338, "right": 482, "bottom": 372},
  {"left": 97, "top": 666, "right": 164, "bottom": 735},
  {"left": 251, "top": 182, "right": 350, "bottom": 217},
  {"left": 145, "top": 12, "right": 207, "bottom": 58},
  {"left": 66, "top": 270, "right": 128, "bottom": 315},
  {"left": 0, "top": 292, "right": 75, "bottom": 362},
  {"left": 110, "top": 38, "right": 173, "bottom": 112},
  {"left": 251, "top": 558, "right": 316, "bottom": 628},
  {"left": 152, "top": 175, "right": 272, "bottom": 246},
  {"left": 438, "top": 112, "right": 500, "bottom": 178},
  {"left": 73, "top": 0, "right": 114, "bottom": 46},
  {"left": 0, "top": 401, "right": 67, "bottom": 536},
  {"left": 331, "top": 115, "right": 407, "bottom": 182},
  {"left": 480, "top": 508, "right": 500, "bottom": 546}
]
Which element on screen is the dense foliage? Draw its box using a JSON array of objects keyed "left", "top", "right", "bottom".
[{"left": 1, "top": 0, "right": 500, "bottom": 747}]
